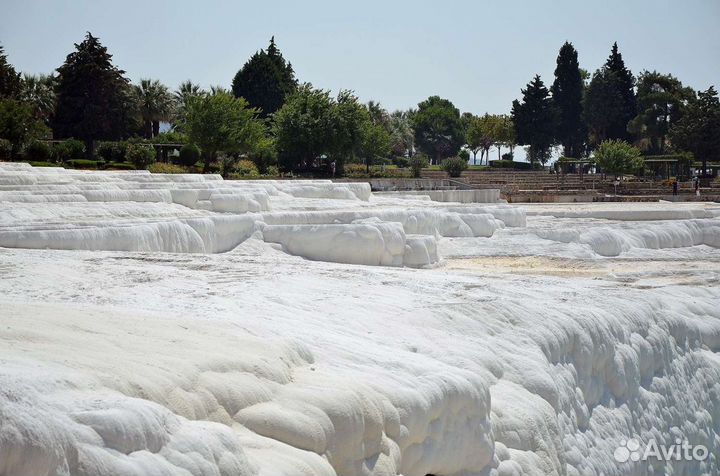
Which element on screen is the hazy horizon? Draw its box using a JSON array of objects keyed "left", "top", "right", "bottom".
[{"left": 2, "top": 0, "right": 719, "bottom": 118}]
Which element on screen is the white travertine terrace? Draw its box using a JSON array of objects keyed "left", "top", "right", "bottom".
[{"left": 0, "top": 163, "right": 719, "bottom": 476}]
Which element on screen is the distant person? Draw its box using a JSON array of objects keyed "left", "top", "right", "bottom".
[
  {"left": 672, "top": 180, "right": 678, "bottom": 196},
  {"left": 330, "top": 160, "right": 336, "bottom": 178},
  {"left": 693, "top": 176, "right": 700, "bottom": 196}
]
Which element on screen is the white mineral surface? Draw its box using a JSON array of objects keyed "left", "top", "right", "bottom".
[{"left": 0, "top": 163, "right": 719, "bottom": 476}]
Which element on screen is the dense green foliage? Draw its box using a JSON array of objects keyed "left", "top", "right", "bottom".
[
  {"left": 96, "top": 141, "right": 128, "bottom": 163},
  {"left": 603, "top": 43, "right": 636, "bottom": 141},
  {"left": 24, "top": 140, "right": 52, "bottom": 162},
  {"left": 511, "top": 75, "right": 556, "bottom": 165},
  {"left": 0, "top": 138, "right": 11, "bottom": 160},
  {"left": 440, "top": 156, "right": 468, "bottom": 177},
  {"left": 273, "top": 85, "right": 335, "bottom": 171},
  {"left": 669, "top": 87, "right": 720, "bottom": 174},
  {"left": 20, "top": 74, "right": 55, "bottom": 124},
  {"left": 232, "top": 37, "right": 297, "bottom": 117},
  {"left": 1, "top": 36, "right": 718, "bottom": 178},
  {"left": 388, "top": 110, "right": 414, "bottom": 159},
  {"left": 408, "top": 154, "right": 429, "bottom": 177},
  {"left": 628, "top": 72, "right": 694, "bottom": 154},
  {"left": 359, "top": 121, "right": 391, "bottom": 171},
  {"left": 177, "top": 143, "right": 201, "bottom": 166},
  {"left": 412, "top": 96, "right": 464, "bottom": 164},
  {"left": 173, "top": 80, "right": 204, "bottom": 125},
  {"left": 0, "top": 99, "right": 49, "bottom": 157},
  {"left": 0, "top": 45, "right": 22, "bottom": 99},
  {"left": 52, "top": 33, "right": 135, "bottom": 158},
  {"left": 133, "top": 79, "right": 174, "bottom": 138},
  {"left": 551, "top": 42, "right": 585, "bottom": 158},
  {"left": 273, "top": 86, "right": 370, "bottom": 173},
  {"left": 593, "top": 139, "right": 644, "bottom": 176},
  {"left": 125, "top": 143, "right": 156, "bottom": 169},
  {"left": 51, "top": 139, "right": 85, "bottom": 163},
  {"left": 489, "top": 160, "right": 534, "bottom": 170},
  {"left": 465, "top": 113, "right": 514, "bottom": 165},
  {"left": 179, "top": 91, "right": 266, "bottom": 173},
  {"left": 583, "top": 68, "right": 625, "bottom": 146}
]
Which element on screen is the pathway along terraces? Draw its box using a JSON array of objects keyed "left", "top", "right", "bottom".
[{"left": 419, "top": 169, "right": 720, "bottom": 203}]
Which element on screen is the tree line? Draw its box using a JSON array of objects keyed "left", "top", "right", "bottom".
[
  {"left": 511, "top": 41, "right": 720, "bottom": 174},
  {"left": 1, "top": 34, "right": 718, "bottom": 176}
]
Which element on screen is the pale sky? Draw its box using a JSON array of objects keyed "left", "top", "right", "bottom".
[{"left": 2, "top": 0, "right": 719, "bottom": 117}]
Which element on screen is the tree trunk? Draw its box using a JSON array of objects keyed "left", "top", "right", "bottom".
[
  {"left": 498, "top": 146, "right": 501, "bottom": 161},
  {"left": 152, "top": 121, "right": 160, "bottom": 138},
  {"left": 143, "top": 120, "right": 152, "bottom": 139}
]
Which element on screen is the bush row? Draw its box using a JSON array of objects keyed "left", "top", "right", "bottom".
[{"left": 489, "top": 160, "right": 535, "bottom": 170}]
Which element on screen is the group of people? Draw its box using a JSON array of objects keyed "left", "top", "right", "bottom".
[{"left": 671, "top": 176, "right": 701, "bottom": 196}]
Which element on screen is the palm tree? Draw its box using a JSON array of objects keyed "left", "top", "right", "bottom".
[
  {"left": 21, "top": 74, "right": 56, "bottom": 124},
  {"left": 388, "top": 110, "right": 415, "bottom": 158},
  {"left": 367, "top": 100, "right": 389, "bottom": 127},
  {"left": 173, "top": 80, "right": 204, "bottom": 129},
  {"left": 133, "top": 79, "right": 174, "bottom": 138}
]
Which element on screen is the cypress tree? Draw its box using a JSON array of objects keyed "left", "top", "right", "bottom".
[
  {"left": 232, "top": 37, "right": 297, "bottom": 117},
  {"left": 551, "top": 42, "right": 585, "bottom": 158},
  {"left": 583, "top": 68, "right": 625, "bottom": 145},
  {"left": 604, "top": 42, "right": 636, "bottom": 141},
  {"left": 511, "top": 75, "right": 556, "bottom": 165},
  {"left": 52, "top": 33, "right": 134, "bottom": 158},
  {"left": 0, "top": 45, "right": 23, "bottom": 99}
]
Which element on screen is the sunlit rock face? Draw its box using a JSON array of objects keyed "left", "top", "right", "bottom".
[{"left": 1, "top": 163, "right": 719, "bottom": 476}]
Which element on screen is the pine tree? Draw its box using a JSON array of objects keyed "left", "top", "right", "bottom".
[
  {"left": 551, "top": 42, "right": 585, "bottom": 158},
  {"left": 628, "top": 71, "right": 694, "bottom": 154},
  {"left": 232, "top": 37, "right": 297, "bottom": 117},
  {"left": 0, "top": 45, "right": 23, "bottom": 99},
  {"left": 52, "top": 33, "right": 134, "bottom": 158},
  {"left": 412, "top": 96, "right": 464, "bottom": 164},
  {"left": 511, "top": 75, "right": 556, "bottom": 165},
  {"left": 604, "top": 42, "right": 636, "bottom": 141}
]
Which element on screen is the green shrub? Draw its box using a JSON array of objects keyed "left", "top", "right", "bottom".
[
  {"left": 148, "top": 162, "right": 187, "bottom": 174},
  {"left": 440, "top": 157, "right": 468, "bottom": 177},
  {"left": 52, "top": 139, "right": 85, "bottom": 163},
  {"left": 97, "top": 141, "right": 128, "bottom": 163},
  {"left": 125, "top": 143, "right": 156, "bottom": 169},
  {"left": 235, "top": 159, "right": 259, "bottom": 177},
  {"left": 489, "top": 160, "right": 533, "bottom": 170},
  {"left": 66, "top": 159, "right": 99, "bottom": 169},
  {"left": 177, "top": 144, "right": 201, "bottom": 166},
  {"left": 501, "top": 152, "right": 514, "bottom": 161},
  {"left": 0, "top": 138, "right": 11, "bottom": 160},
  {"left": 392, "top": 156, "right": 409, "bottom": 168},
  {"left": 370, "top": 167, "right": 410, "bottom": 178},
  {"left": 25, "top": 141, "right": 52, "bottom": 162},
  {"left": 408, "top": 154, "right": 429, "bottom": 178},
  {"left": 105, "top": 162, "right": 136, "bottom": 170},
  {"left": 458, "top": 149, "right": 470, "bottom": 161},
  {"left": 149, "top": 131, "right": 187, "bottom": 144},
  {"left": 344, "top": 163, "right": 368, "bottom": 177},
  {"left": 96, "top": 142, "right": 114, "bottom": 162},
  {"left": 593, "top": 140, "right": 643, "bottom": 176},
  {"left": 265, "top": 165, "right": 279, "bottom": 176}
]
